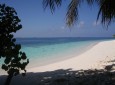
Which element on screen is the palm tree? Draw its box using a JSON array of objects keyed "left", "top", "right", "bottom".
[{"left": 43, "top": 0, "right": 115, "bottom": 27}]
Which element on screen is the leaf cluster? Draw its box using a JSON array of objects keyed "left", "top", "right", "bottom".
[{"left": 0, "top": 4, "right": 29, "bottom": 76}]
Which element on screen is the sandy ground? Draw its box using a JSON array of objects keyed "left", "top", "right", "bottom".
[
  {"left": 28, "top": 40, "right": 115, "bottom": 72},
  {"left": 0, "top": 40, "right": 115, "bottom": 85},
  {"left": 0, "top": 40, "right": 115, "bottom": 75}
]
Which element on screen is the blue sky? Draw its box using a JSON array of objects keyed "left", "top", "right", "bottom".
[{"left": 0, "top": 0, "right": 115, "bottom": 37}]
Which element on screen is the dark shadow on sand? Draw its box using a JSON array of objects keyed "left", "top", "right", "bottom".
[{"left": 0, "top": 65, "right": 115, "bottom": 85}]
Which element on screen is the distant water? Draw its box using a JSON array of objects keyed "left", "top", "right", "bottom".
[
  {"left": 15, "top": 37, "right": 114, "bottom": 68},
  {"left": 0, "top": 37, "right": 115, "bottom": 70}
]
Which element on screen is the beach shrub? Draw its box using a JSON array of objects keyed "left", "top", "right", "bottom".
[{"left": 0, "top": 4, "right": 29, "bottom": 85}]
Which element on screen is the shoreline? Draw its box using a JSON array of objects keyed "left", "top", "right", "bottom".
[
  {"left": 0, "top": 39, "right": 114, "bottom": 75},
  {"left": 0, "top": 40, "right": 99, "bottom": 75},
  {"left": 26, "top": 40, "right": 99, "bottom": 69},
  {"left": 27, "top": 40, "right": 115, "bottom": 73}
]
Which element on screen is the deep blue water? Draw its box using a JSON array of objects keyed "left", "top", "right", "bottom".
[
  {"left": 16, "top": 37, "right": 114, "bottom": 46},
  {"left": 15, "top": 37, "right": 115, "bottom": 68}
]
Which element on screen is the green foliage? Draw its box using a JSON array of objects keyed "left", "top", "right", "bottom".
[{"left": 0, "top": 4, "right": 29, "bottom": 77}]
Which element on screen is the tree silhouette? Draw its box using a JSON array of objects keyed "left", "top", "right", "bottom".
[
  {"left": 43, "top": 0, "right": 115, "bottom": 27},
  {"left": 0, "top": 4, "right": 29, "bottom": 85}
]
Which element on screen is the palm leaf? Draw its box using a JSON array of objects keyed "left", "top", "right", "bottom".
[
  {"left": 66, "top": 0, "right": 80, "bottom": 27},
  {"left": 97, "top": 0, "right": 115, "bottom": 27},
  {"left": 43, "top": 0, "right": 115, "bottom": 27},
  {"left": 86, "top": 0, "right": 99, "bottom": 5},
  {"left": 43, "top": 0, "right": 62, "bottom": 13}
]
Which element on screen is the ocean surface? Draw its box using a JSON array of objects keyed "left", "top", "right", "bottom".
[
  {"left": 16, "top": 37, "right": 114, "bottom": 68},
  {"left": 0, "top": 37, "right": 115, "bottom": 71}
]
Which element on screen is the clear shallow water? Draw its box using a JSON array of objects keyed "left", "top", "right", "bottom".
[
  {"left": 0, "top": 37, "right": 115, "bottom": 70},
  {"left": 16, "top": 37, "right": 114, "bottom": 68}
]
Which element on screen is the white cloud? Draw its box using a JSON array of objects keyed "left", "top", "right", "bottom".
[
  {"left": 77, "top": 21, "right": 84, "bottom": 28},
  {"left": 61, "top": 26, "right": 67, "bottom": 30},
  {"left": 93, "top": 21, "right": 101, "bottom": 26},
  {"left": 61, "top": 26, "right": 65, "bottom": 29}
]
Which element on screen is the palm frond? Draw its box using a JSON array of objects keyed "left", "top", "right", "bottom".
[
  {"left": 86, "top": 0, "right": 95, "bottom": 4},
  {"left": 86, "top": 0, "right": 99, "bottom": 5},
  {"left": 43, "top": 0, "right": 62, "bottom": 13},
  {"left": 97, "top": 0, "right": 115, "bottom": 27},
  {"left": 66, "top": 0, "right": 81, "bottom": 27},
  {"left": 66, "top": 0, "right": 99, "bottom": 27},
  {"left": 43, "top": 0, "right": 115, "bottom": 27}
]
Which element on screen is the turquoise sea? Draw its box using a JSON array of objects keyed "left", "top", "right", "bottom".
[
  {"left": 0, "top": 37, "right": 115, "bottom": 74},
  {"left": 16, "top": 37, "right": 114, "bottom": 68}
]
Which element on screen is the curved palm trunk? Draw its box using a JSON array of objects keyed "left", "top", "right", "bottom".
[{"left": 4, "top": 73, "right": 13, "bottom": 85}]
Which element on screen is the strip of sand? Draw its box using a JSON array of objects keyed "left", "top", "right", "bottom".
[{"left": 28, "top": 40, "right": 115, "bottom": 72}]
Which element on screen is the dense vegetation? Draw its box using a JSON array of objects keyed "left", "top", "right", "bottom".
[{"left": 0, "top": 4, "right": 29, "bottom": 85}]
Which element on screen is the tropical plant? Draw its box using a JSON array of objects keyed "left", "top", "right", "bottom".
[
  {"left": 43, "top": 0, "right": 115, "bottom": 27},
  {"left": 0, "top": 4, "right": 29, "bottom": 85}
]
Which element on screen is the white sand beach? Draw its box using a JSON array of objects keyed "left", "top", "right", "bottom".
[
  {"left": 0, "top": 40, "right": 115, "bottom": 76},
  {"left": 28, "top": 40, "right": 115, "bottom": 72},
  {"left": 0, "top": 40, "right": 115, "bottom": 85}
]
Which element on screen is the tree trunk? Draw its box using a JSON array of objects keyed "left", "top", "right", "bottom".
[{"left": 4, "top": 73, "right": 13, "bottom": 85}]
